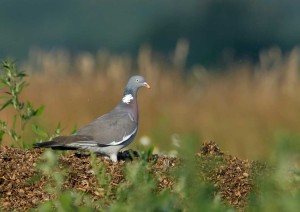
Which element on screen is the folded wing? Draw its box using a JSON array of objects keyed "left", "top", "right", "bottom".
[{"left": 34, "top": 111, "right": 137, "bottom": 149}]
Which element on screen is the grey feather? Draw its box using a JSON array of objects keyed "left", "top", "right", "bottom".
[
  {"left": 76, "top": 110, "right": 137, "bottom": 145},
  {"left": 33, "top": 75, "right": 150, "bottom": 162}
]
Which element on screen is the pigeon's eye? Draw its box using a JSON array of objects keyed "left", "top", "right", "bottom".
[{"left": 136, "top": 79, "right": 139, "bottom": 82}]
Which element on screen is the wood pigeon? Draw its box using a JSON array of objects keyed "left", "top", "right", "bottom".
[{"left": 33, "top": 75, "right": 150, "bottom": 162}]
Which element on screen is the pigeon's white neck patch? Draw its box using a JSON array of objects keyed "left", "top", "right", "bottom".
[{"left": 122, "top": 94, "right": 134, "bottom": 104}]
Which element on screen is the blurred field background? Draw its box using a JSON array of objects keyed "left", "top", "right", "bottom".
[
  {"left": 2, "top": 45, "right": 300, "bottom": 160},
  {"left": 1, "top": 1, "right": 300, "bottom": 160}
]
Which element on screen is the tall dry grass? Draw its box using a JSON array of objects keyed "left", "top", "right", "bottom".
[{"left": 1, "top": 44, "right": 300, "bottom": 159}]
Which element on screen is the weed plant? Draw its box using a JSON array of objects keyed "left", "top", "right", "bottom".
[{"left": 0, "top": 60, "right": 61, "bottom": 146}]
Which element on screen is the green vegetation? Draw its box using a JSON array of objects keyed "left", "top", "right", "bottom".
[
  {"left": 35, "top": 150, "right": 97, "bottom": 211},
  {"left": 248, "top": 133, "right": 300, "bottom": 211},
  {"left": 31, "top": 140, "right": 229, "bottom": 211},
  {"left": 0, "top": 60, "right": 62, "bottom": 147},
  {"left": 0, "top": 60, "right": 44, "bottom": 146}
]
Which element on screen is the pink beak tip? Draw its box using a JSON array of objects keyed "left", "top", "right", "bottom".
[{"left": 144, "top": 82, "right": 151, "bottom": 89}]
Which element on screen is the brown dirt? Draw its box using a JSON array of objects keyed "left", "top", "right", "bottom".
[{"left": 0, "top": 141, "right": 259, "bottom": 211}]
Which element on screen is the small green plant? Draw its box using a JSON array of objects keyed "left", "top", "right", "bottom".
[
  {"left": 90, "top": 153, "right": 113, "bottom": 205},
  {"left": 32, "top": 122, "right": 62, "bottom": 142},
  {"left": 35, "top": 150, "right": 96, "bottom": 212},
  {"left": 112, "top": 157, "right": 176, "bottom": 211},
  {"left": 136, "top": 145, "right": 155, "bottom": 162},
  {"left": 110, "top": 138, "right": 229, "bottom": 212},
  {"left": 0, "top": 59, "right": 44, "bottom": 146},
  {"left": 173, "top": 135, "right": 228, "bottom": 211},
  {"left": 247, "top": 132, "right": 300, "bottom": 211}
]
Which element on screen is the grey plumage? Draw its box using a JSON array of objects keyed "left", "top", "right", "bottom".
[{"left": 33, "top": 75, "right": 150, "bottom": 162}]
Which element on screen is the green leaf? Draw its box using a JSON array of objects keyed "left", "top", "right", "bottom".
[
  {"left": 53, "top": 122, "right": 62, "bottom": 137},
  {"left": 32, "top": 124, "right": 48, "bottom": 138},
  {"left": 18, "top": 102, "right": 25, "bottom": 110},
  {"left": 17, "top": 81, "right": 29, "bottom": 93},
  {"left": 0, "top": 99, "right": 12, "bottom": 111},
  {"left": 17, "top": 72, "right": 27, "bottom": 78},
  {"left": 1, "top": 79, "right": 10, "bottom": 87},
  {"left": 9, "top": 129, "right": 19, "bottom": 141},
  {"left": 70, "top": 124, "right": 77, "bottom": 134},
  {"left": 33, "top": 105, "right": 45, "bottom": 117},
  {"left": 141, "top": 146, "right": 154, "bottom": 161},
  {"left": 0, "top": 120, "right": 7, "bottom": 130}
]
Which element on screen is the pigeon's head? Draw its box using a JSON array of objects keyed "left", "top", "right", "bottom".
[
  {"left": 122, "top": 75, "right": 150, "bottom": 102},
  {"left": 126, "top": 75, "right": 150, "bottom": 90}
]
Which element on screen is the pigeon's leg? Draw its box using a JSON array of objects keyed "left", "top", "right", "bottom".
[{"left": 110, "top": 153, "right": 118, "bottom": 162}]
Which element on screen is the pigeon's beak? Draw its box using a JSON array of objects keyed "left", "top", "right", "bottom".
[{"left": 143, "top": 82, "right": 151, "bottom": 89}]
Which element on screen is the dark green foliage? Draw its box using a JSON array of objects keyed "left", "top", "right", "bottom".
[
  {"left": 29, "top": 141, "right": 230, "bottom": 211},
  {"left": 110, "top": 137, "right": 228, "bottom": 212},
  {"left": 0, "top": 59, "right": 44, "bottom": 146},
  {"left": 247, "top": 132, "right": 300, "bottom": 211},
  {"left": 0, "top": 60, "right": 60, "bottom": 146},
  {"left": 34, "top": 150, "right": 97, "bottom": 212},
  {"left": 113, "top": 160, "right": 173, "bottom": 211},
  {"left": 90, "top": 153, "right": 113, "bottom": 205},
  {"left": 172, "top": 135, "right": 227, "bottom": 211}
]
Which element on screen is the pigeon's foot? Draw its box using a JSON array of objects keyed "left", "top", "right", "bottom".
[
  {"left": 117, "top": 150, "right": 139, "bottom": 161},
  {"left": 109, "top": 154, "right": 118, "bottom": 163},
  {"left": 74, "top": 151, "right": 91, "bottom": 158}
]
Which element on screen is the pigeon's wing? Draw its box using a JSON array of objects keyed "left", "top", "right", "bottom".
[
  {"left": 33, "top": 135, "right": 94, "bottom": 149},
  {"left": 33, "top": 111, "right": 137, "bottom": 149},
  {"left": 74, "top": 110, "right": 137, "bottom": 146}
]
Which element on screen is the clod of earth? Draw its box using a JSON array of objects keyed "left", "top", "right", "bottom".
[{"left": 0, "top": 141, "right": 263, "bottom": 211}]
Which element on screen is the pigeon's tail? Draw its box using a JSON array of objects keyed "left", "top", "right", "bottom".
[
  {"left": 33, "top": 141, "right": 78, "bottom": 150},
  {"left": 33, "top": 140, "right": 57, "bottom": 148}
]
